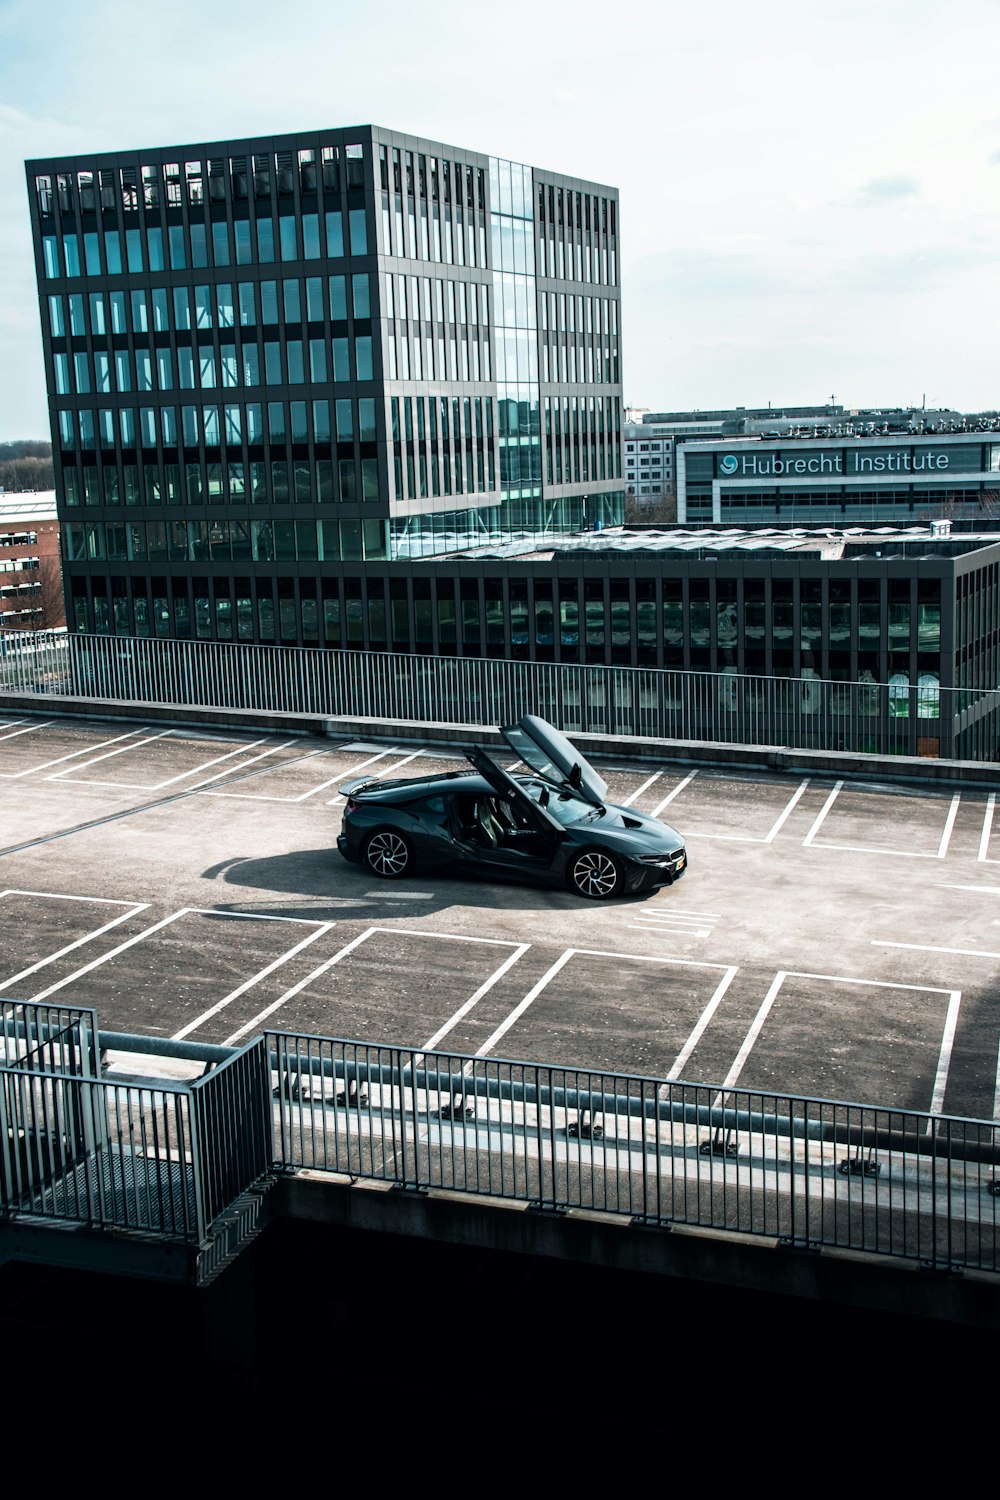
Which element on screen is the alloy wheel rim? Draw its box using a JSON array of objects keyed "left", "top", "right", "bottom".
[
  {"left": 368, "top": 832, "right": 408, "bottom": 875},
  {"left": 573, "top": 851, "right": 617, "bottom": 896}
]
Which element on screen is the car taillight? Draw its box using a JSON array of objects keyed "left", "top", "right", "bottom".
[{"left": 346, "top": 798, "right": 358, "bottom": 812}]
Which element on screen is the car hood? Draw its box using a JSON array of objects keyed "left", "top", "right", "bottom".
[{"left": 564, "top": 801, "right": 685, "bottom": 853}]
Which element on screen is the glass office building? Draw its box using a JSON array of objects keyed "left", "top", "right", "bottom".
[{"left": 27, "top": 127, "right": 623, "bottom": 644}]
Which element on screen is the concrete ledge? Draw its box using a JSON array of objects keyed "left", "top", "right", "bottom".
[
  {"left": 272, "top": 1172, "right": 1000, "bottom": 1330},
  {"left": 1, "top": 689, "right": 997, "bottom": 788}
]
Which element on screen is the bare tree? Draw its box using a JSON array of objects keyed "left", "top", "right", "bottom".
[
  {"left": 34, "top": 556, "right": 66, "bottom": 629},
  {"left": 917, "top": 489, "right": 1000, "bottom": 526},
  {"left": 0, "top": 443, "right": 54, "bottom": 493},
  {"left": 624, "top": 482, "right": 678, "bottom": 526}
]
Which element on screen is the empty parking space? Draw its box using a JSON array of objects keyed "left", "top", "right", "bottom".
[
  {"left": 22, "top": 906, "right": 334, "bottom": 1038},
  {"left": 0, "top": 723, "right": 144, "bottom": 780},
  {"left": 1, "top": 712, "right": 998, "bottom": 1123},
  {"left": 471, "top": 948, "right": 739, "bottom": 1079},
  {"left": 715, "top": 969, "right": 961, "bottom": 1115},
  {"left": 802, "top": 781, "right": 964, "bottom": 859},
  {"left": 238, "top": 927, "right": 529, "bottom": 1053},
  {"left": 631, "top": 770, "right": 814, "bottom": 842},
  {"left": 201, "top": 743, "right": 382, "bottom": 803},
  {"left": 0, "top": 888, "right": 148, "bottom": 991},
  {"left": 50, "top": 728, "right": 274, "bottom": 789}
]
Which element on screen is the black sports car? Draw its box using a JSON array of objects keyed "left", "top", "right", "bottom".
[{"left": 337, "top": 714, "right": 687, "bottom": 900}]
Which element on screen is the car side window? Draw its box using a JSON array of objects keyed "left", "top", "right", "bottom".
[{"left": 417, "top": 795, "right": 446, "bottom": 815}]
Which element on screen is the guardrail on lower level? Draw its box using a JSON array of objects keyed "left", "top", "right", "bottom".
[
  {"left": 270, "top": 1033, "right": 999, "bottom": 1273},
  {"left": 4, "top": 1012, "right": 998, "bottom": 1274},
  {"left": 2, "top": 629, "right": 999, "bottom": 761}
]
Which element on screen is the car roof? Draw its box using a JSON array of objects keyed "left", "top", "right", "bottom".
[{"left": 354, "top": 770, "right": 491, "bottom": 800}]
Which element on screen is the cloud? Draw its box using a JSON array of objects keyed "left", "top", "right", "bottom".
[
  {"left": 852, "top": 175, "right": 920, "bottom": 204},
  {"left": 833, "top": 241, "right": 998, "bottom": 293},
  {"left": 628, "top": 246, "right": 787, "bottom": 299}
]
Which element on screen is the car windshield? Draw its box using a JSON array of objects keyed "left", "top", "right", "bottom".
[{"left": 521, "top": 779, "right": 598, "bottom": 826}]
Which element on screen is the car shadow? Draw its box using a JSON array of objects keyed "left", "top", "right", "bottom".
[{"left": 200, "top": 849, "right": 654, "bottom": 920}]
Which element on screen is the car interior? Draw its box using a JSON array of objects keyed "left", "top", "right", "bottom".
[{"left": 455, "top": 795, "right": 548, "bottom": 857}]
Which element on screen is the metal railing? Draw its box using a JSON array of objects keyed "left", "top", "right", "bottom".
[
  {"left": 1, "top": 1064, "right": 200, "bottom": 1238},
  {"left": 268, "top": 1034, "right": 1000, "bottom": 1273},
  {"left": 1, "top": 1005, "right": 271, "bottom": 1245},
  {"left": 4, "top": 1008, "right": 999, "bottom": 1273},
  {"left": 2, "top": 629, "right": 998, "bottom": 761}
]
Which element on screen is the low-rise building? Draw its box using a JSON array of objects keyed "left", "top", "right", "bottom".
[
  {"left": 678, "top": 432, "right": 1000, "bottom": 526},
  {"left": 0, "top": 490, "right": 63, "bottom": 629}
]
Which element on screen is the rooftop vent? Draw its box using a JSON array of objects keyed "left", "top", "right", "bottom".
[{"left": 929, "top": 518, "right": 952, "bottom": 538}]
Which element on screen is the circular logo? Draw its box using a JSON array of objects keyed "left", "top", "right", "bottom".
[{"left": 720, "top": 454, "right": 739, "bottom": 475}]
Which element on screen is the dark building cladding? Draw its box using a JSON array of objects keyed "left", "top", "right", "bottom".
[{"left": 26, "top": 126, "right": 624, "bottom": 645}]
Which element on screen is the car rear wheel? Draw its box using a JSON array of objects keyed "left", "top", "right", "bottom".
[
  {"left": 363, "top": 828, "right": 413, "bottom": 879},
  {"left": 568, "top": 847, "right": 624, "bottom": 899}
]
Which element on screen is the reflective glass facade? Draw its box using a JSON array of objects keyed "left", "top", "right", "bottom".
[{"left": 27, "top": 127, "right": 623, "bottom": 642}]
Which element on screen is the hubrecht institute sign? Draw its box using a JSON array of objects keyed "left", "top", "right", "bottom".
[{"left": 719, "top": 451, "right": 952, "bottom": 478}]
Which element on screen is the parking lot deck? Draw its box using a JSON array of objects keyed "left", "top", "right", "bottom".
[{"left": 1, "top": 712, "right": 998, "bottom": 1122}]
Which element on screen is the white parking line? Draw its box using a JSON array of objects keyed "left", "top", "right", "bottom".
[
  {"left": 930, "top": 990, "right": 962, "bottom": 1116},
  {"left": 650, "top": 772, "right": 697, "bottom": 818},
  {"left": 173, "top": 920, "right": 335, "bottom": 1040},
  {"left": 422, "top": 943, "right": 530, "bottom": 1053},
  {"left": 936, "top": 794, "right": 962, "bottom": 859},
  {"left": 979, "top": 794, "right": 996, "bottom": 863},
  {"left": 25, "top": 904, "right": 325, "bottom": 1005},
  {"left": 199, "top": 746, "right": 327, "bottom": 801},
  {"left": 874, "top": 940, "right": 1000, "bottom": 959},
  {"left": 719, "top": 969, "right": 961, "bottom": 1114},
  {"left": 0, "top": 890, "right": 149, "bottom": 990},
  {"left": 187, "top": 738, "right": 299, "bottom": 791},
  {"left": 223, "top": 928, "right": 374, "bottom": 1045},
  {"left": 0, "top": 720, "right": 51, "bottom": 744},
  {"left": 936, "top": 883, "right": 1000, "bottom": 894},
  {"left": 802, "top": 781, "right": 843, "bottom": 846},
  {"left": 476, "top": 949, "right": 575, "bottom": 1057},
  {"left": 640, "top": 907, "right": 720, "bottom": 920},
  {"left": 46, "top": 729, "right": 175, "bottom": 780},
  {"left": 0, "top": 728, "right": 144, "bottom": 780},
  {"left": 763, "top": 780, "right": 811, "bottom": 842},
  {"left": 476, "top": 947, "right": 735, "bottom": 1059},
  {"left": 621, "top": 770, "right": 663, "bottom": 806},
  {"left": 204, "top": 744, "right": 403, "bottom": 804},
  {"left": 224, "top": 927, "right": 529, "bottom": 1048},
  {"left": 666, "top": 965, "right": 739, "bottom": 1081},
  {"left": 664, "top": 778, "right": 811, "bottom": 844},
  {"left": 631, "top": 907, "right": 714, "bottom": 937},
  {"left": 720, "top": 971, "right": 786, "bottom": 1092},
  {"left": 27, "top": 907, "right": 196, "bottom": 1001}
]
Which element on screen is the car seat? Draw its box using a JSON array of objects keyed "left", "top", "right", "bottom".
[{"left": 476, "top": 802, "right": 504, "bottom": 848}]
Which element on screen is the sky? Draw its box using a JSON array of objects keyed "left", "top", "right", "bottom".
[{"left": 1, "top": 0, "right": 998, "bottom": 440}]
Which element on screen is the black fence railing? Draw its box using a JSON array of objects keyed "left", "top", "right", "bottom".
[{"left": 3, "top": 630, "right": 1000, "bottom": 761}]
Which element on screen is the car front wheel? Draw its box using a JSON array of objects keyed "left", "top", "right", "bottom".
[
  {"left": 568, "top": 847, "right": 624, "bottom": 899},
  {"left": 363, "top": 828, "right": 413, "bottom": 879}
]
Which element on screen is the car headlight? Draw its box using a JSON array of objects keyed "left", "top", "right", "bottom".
[{"left": 640, "top": 849, "right": 685, "bottom": 865}]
